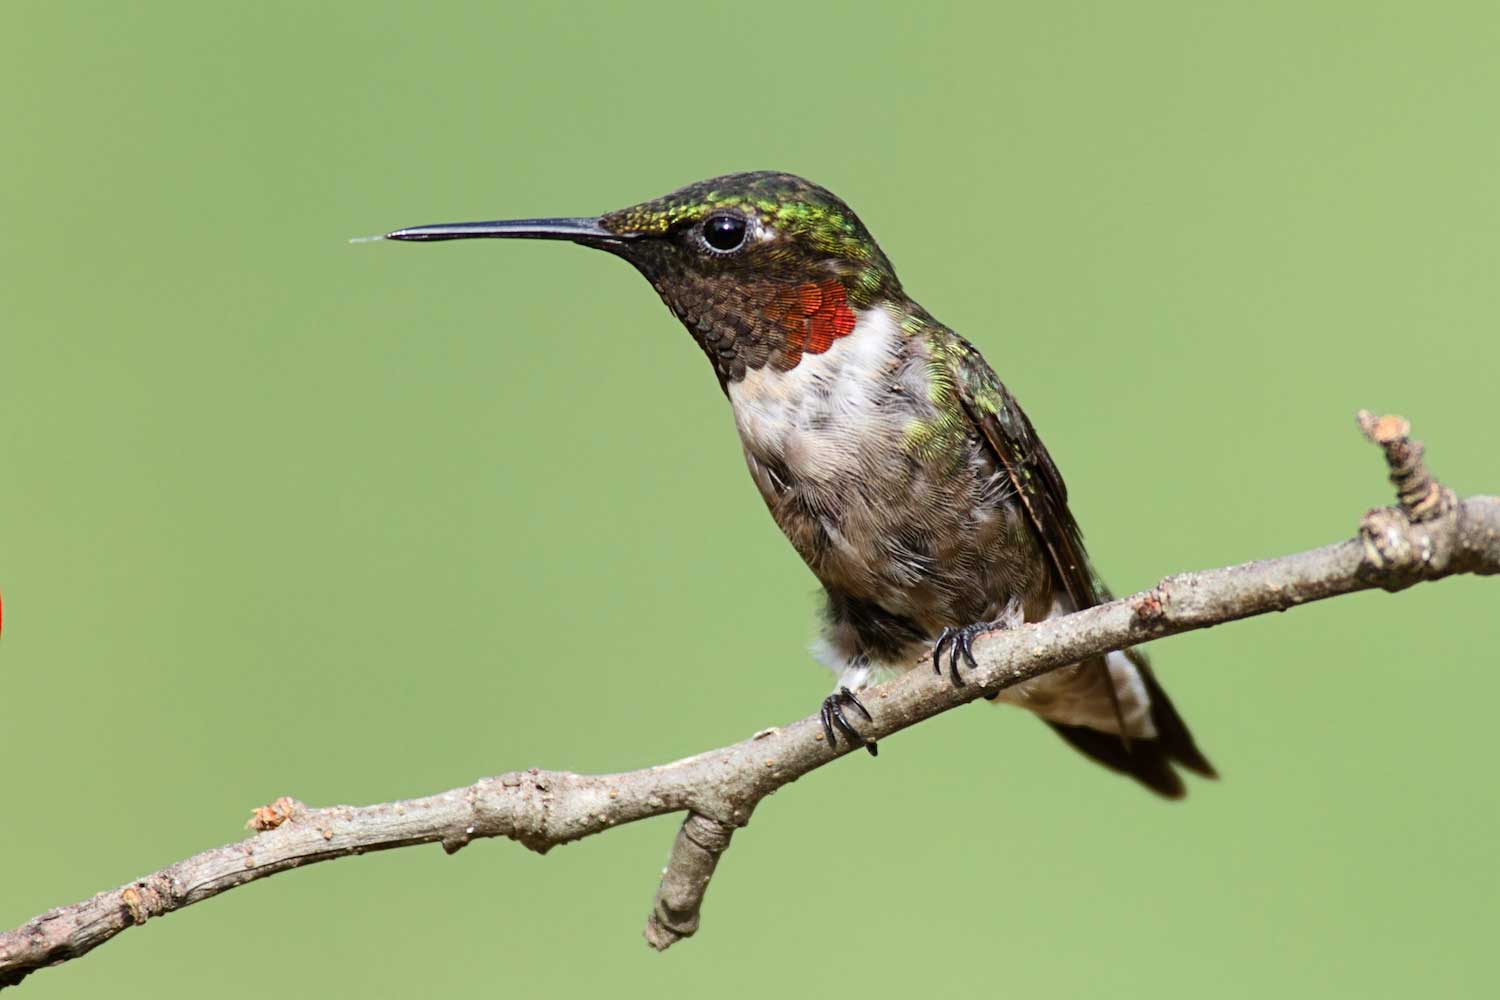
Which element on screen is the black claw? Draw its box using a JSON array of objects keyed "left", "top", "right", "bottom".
[
  {"left": 932, "top": 628, "right": 954, "bottom": 675},
  {"left": 947, "top": 642, "right": 966, "bottom": 687},
  {"left": 957, "top": 631, "right": 979, "bottom": 670},
  {"left": 841, "top": 686, "right": 873, "bottom": 722},
  {"left": 933, "top": 626, "right": 967, "bottom": 688},
  {"left": 932, "top": 618, "right": 1016, "bottom": 690},
  {"left": 819, "top": 688, "right": 877, "bottom": 756},
  {"left": 829, "top": 703, "right": 860, "bottom": 743}
]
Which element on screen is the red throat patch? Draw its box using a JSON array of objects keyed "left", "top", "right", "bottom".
[{"left": 774, "top": 281, "right": 858, "bottom": 370}]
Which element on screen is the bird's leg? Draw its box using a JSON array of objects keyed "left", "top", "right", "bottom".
[
  {"left": 932, "top": 597, "right": 1026, "bottom": 689},
  {"left": 820, "top": 687, "right": 877, "bottom": 756}
]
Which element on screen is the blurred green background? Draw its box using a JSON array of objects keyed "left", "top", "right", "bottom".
[{"left": 3, "top": 2, "right": 1496, "bottom": 997}]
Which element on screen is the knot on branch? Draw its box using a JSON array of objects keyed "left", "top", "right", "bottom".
[
  {"left": 246, "top": 796, "right": 303, "bottom": 832},
  {"left": 1131, "top": 587, "right": 1167, "bottom": 628},
  {"left": 462, "top": 769, "right": 575, "bottom": 856},
  {"left": 119, "top": 879, "right": 170, "bottom": 926},
  {"left": 1357, "top": 411, "right": 1459, "bottom": 589}
]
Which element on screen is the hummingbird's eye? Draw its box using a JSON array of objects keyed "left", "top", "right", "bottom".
[{"left": 701, "top": 214, "right": 749, "bottom": 253}]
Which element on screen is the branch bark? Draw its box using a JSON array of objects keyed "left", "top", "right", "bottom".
[{"left": 2, "top": 413, "right": 1495, "bottom": 989}]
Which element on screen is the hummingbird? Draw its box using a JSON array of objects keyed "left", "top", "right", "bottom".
[{"left": 383, "top": 172, "right": 1215, "bottom": 797}]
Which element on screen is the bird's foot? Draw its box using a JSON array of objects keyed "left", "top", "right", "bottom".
[
  {"left": 933, "top": 601, "right": 1024, "bottom": 689},
  {"left": 820, "top": 686, "right": 877, "bottom": 757}
]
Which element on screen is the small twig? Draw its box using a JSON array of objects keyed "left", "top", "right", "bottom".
[
  {"left": 1355, "top": 412, "right": 1469, "bottom": 590},
  {"left": 643, "top": 813, "right": 738, "bottom": 950},
  {"left": 1357, "top": 410, "right": 1452, "bottom": 522},
  {"left": 1, "top": 413, "right": 1495, "bottom": 989}
]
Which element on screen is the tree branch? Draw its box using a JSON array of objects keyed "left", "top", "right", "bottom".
[{"left": 2, "top": 413, "right": 1495, "bottom": 988}]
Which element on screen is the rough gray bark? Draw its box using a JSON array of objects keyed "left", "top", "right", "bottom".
[{"left": 1, "top": 413, "right": 1495, "bottom": 989}]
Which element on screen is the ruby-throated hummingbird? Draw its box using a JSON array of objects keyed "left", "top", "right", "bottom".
[{"left": 382, "top": 172, "right": 1214, "bottom": 797}]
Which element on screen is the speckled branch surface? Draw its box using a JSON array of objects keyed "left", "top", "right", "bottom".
[{"left": 2, "top": 414, "right": 1496, "bottom": 988}]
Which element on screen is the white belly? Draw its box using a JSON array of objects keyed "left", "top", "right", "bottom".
[{"left": 726, "top": 306, "right": 905, "bottom": 484}]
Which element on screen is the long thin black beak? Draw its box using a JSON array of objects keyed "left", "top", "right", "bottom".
[{"left": 383, "top": 216, "right": 628, "bottom": 247}]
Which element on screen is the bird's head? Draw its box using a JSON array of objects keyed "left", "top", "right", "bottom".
[{"left": 385, "top": 172, "right": 903, "bottom": 382}]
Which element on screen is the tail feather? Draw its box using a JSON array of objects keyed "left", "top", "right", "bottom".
[
  {"left": 1045, "top": 649, "right": 1216, "bottom": 799},
  {"left": 1046, "top": 720, "right": 1187, "bottom": 798},
  {"left": 1131, "top": 650, "right": 1216, "bottom": 778}
]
